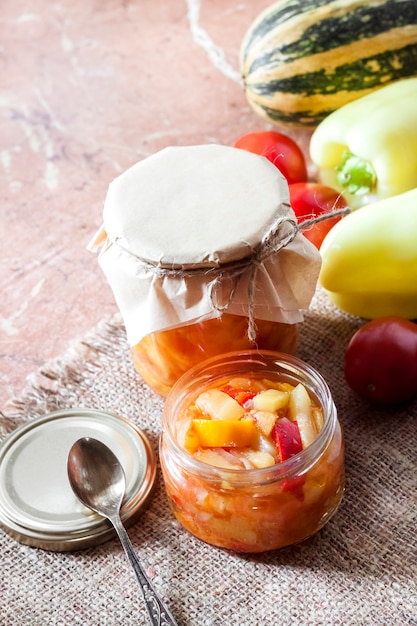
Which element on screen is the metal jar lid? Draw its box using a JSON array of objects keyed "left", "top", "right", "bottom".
[{"left": 0, "top": 408, "right": 156, "bottom": 551}]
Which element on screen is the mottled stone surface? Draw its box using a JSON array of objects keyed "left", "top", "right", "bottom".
[{"left": 1, "top": 0, "right": 314, "bottom": 407}]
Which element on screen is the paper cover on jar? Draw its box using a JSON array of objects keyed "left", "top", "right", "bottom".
[{"left": 89, "top": 144, "right": 321, "bottom": 347}]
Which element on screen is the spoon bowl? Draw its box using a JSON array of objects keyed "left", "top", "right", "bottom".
[
  {"left": 67, "top": 437, "right": 178, "bottom": 626},
  {"left": 68, "top": 438, "right": 126, "bottom": 514}
]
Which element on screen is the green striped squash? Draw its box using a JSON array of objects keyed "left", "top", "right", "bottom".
[{"left": 240, "top": 0, "right": 417, "bottom": 127}]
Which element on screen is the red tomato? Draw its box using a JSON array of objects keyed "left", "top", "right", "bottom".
[
  {"left": 344, "top": 317, "right": 417, "bottom": 405},
  {"left": 233, "top": 131, "right": 307, "bottom": 184},
  {"left": 289, "top": 182, "right": 348, "bottom": 249}
]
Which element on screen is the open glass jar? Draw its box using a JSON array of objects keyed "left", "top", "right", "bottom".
[
  {"left": 91, "top": 145, "right": 321, "bottom": 397},
  {"left": 160, "top": 350, "right": 344, "bottom": 553}
]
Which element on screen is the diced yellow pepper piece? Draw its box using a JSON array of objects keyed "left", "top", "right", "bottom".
[
  {"left": 192, "top": 418, "right": 256, "bottom": 448},
  {"left": 195, "top": 389, "right": 245, "bottom": 421},
  {"left": 253, "top": 388, "right": 290, "bottom": 412}
]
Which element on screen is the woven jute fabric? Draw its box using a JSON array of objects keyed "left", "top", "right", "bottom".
[{"left": 1, "top": 287, "right": 416, "bottom": 626}]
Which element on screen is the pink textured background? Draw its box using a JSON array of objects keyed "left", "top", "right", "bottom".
[{"left": 2, "top": 0, "right": 315, "bottom": 407}]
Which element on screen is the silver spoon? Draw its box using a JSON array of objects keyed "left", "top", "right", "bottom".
[{"left": 67, "top": 437, "right": 179, "bottom": 626}]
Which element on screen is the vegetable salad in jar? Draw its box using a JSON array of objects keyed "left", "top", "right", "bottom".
[
  {"left": 90, "top": 145, "right": 321, "bottom": 397},
  {"left": 131, "top": 314, "right": 298, "bottom": 397},
  {"left": 160, "top": 351, "right": 344, "bottom": 553}
]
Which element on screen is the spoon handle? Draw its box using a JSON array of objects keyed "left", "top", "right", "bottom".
[{"left": 111, "top": 516, "right": 179, "bottom": 626}]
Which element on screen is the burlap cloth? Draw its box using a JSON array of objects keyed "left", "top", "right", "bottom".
[{"left": 1, "top": 287, "right": 416, "bottom": 626}]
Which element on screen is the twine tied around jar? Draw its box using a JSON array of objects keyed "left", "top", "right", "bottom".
[
  {"left": 207, "top": 206, "right": 350, "bottom": 341},
  {"left": 113, "top": 206, "right": 350, "bottom": 342}
]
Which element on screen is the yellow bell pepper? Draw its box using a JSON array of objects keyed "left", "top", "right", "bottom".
[
  {"left": 310, "top": 78, "right": 417, "bottom": 208},
  {"left": 191, "top": 419, "right": 256, "bottom": 448},
  {"left": 319, "top": 188, "right": 417, "bottom": 319}
]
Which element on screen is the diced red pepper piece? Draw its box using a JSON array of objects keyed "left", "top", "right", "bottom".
[
  {"left": 271, "top": 418, "right": 303, "bottom": 462},
  {"left": 221, "top": 385, "right": 256, "bottom": 406},
  {"left": 235, "top": 391, "right": 256, "bottom": 405}
]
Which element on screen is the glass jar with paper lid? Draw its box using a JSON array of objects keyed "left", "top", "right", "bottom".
[{"left": 90, "top": 145, "right": 321, "bottom": 396}]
